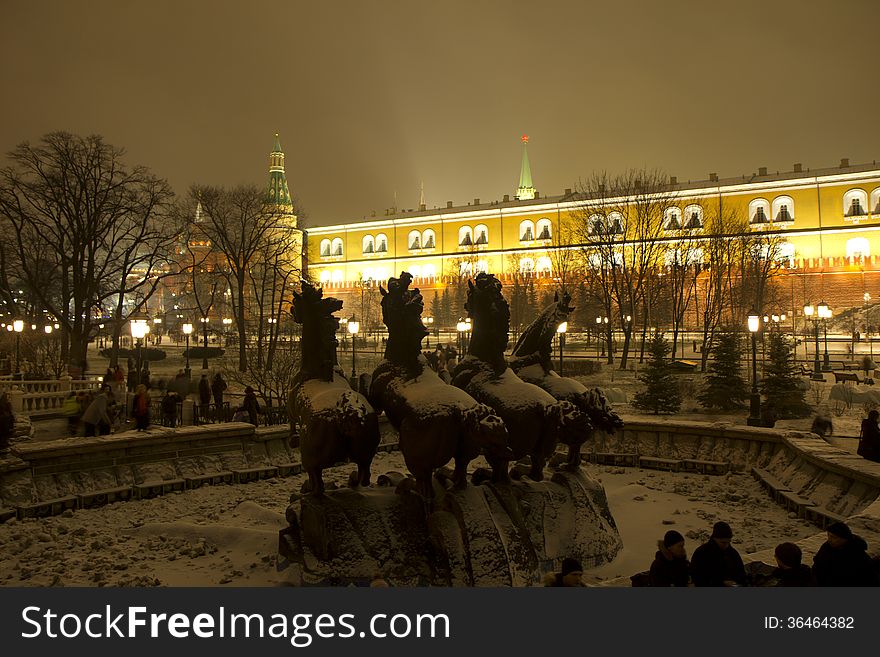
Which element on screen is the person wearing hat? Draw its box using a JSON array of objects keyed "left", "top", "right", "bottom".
[
  {"left": 767, "top": 542, "right": 814, "bottom": 587},
  {"left": 812, "top": 522, "right": 879, "bottom": 587},
  {"left": 649, "top": 530, "right": 690, "bottom": 587},
  {"left": 543, "top": 557, "right": 585, "bottom": 587},
  {"left": 689, "top": 521, "right": 747, "bottom": 587}
]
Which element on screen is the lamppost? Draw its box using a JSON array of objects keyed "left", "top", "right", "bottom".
[
  {"left": 747, "top": 312, "right": 762, "bottom": 426},
  {"left": 456, "top": 320, "right": 467, "bottom": 355},
  {"left": 347, "top": 316, "right": 359, "bottom": 382},
  {"left": 596, "top": 316, "right": 609, "bottom": 358},
  {"left": 200, "top": 317, "right": 209, "bottom": 369},
  {"left": 595, "top": 316, "right": 602, "bottom": 360},
  {"left": 129, "top": 318, "right": 150, "bottom": 381},
  {"left": 222, "top": 317, "right": 233, "bottom": 346},
  {"left": 13, "top": 320, "right": 23, "bottom": 378},
  {"left": 803, "top": 303, "right": 822, "bottom": 380},
  {"left": 818, "top": 301, "right": 831, "bottom": 371},
  {"left": 153, "top": 317, "right": 162, "bottom": 345},
  {"left": 557, "top": 321, "right": 568, "bottom": 376},
  {"left": 182, "top": 323, "right": 193, "bottom": 378},
  {"left": 864, "top": 292, "right": 873, "bottom": 361},
  {"left": 422, "top": 316, "right": 434, "bottom": 348},
  {"left": 465, "top": 317, "right": 471, "bottom": 352}
]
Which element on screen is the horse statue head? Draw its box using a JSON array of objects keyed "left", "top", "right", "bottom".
[
  {"left": 511, "top": 290, "right": 575, "bottom": 371},
  {"left": 379, "top": 271, "right": 429, "bottom": 366},
  {"left": 464, "top": 272, "right": 510, "bottom": 373},
  {"left": 292, "top": 280, "right": 343, "bottom": 382}
]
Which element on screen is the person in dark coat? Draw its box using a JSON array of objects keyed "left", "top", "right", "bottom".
[
  {"left": 690, "top": 521, "right": 747, "bottom": 587},
  {"left": 198, "top": 374, "right": 211, "bottom": 405},
  {"left": 650, "top": 530, "right": 690, "bottom": 587},
  {"left": 243, "top": 386, "right": 260, "bottom": 425},
  {"left": 211, "top": 373, "right": 227, "bottom": 408},
  {"left": 0, "top": 392, "right": 15, "bottom": 451},
  {"left": 126, "top": 360, "right": 138, "bottom": 393},
  {"left": 857, "top": 409, "right": 880, "bottom": 463},
  {"left": 543, "top": 558, "right": 584, "bottom": 587},
  {"left": 812, "top": 522, "right": 879, "bottom": 587},
  {"left": 771, "top": 542, "right": 814, "bottom": 587}
]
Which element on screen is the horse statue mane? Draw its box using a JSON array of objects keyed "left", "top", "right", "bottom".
[
  {"left": 464, "top": 272, "right": 510, "bottom": 375},
  {"left": 380, "top": 271, "right": 429, "bottom": 368},
  {"left": 292, "top": 281, "right": 343, "bottom": 384},
  {"left": 511, "top": 291, "right": 575, "bottom": 373}
]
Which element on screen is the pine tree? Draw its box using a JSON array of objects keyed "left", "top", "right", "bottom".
[
  {"left": 440, "top": 287, "right": 452, "bottom": 327},
  {"left": 698, "top": 330, "right": 748, "bottom": 410},
  {"left": 526, "top": 280, "right": 538, "bottom": 319},
  {"left": 761, "top": 330, "right": 811, "bottom": 418},
  {"left": 430, "top": 290, "right": 441, "bottom": 324},
  {"left": 633, "top": 333, "right": 682, "bottom": 414}
]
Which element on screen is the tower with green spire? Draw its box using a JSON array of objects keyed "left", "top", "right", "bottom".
[
  {"left": 267, "top": 133, "right": 296, "bottom": 224},
  {"left": 515, "top": 134, "right": 536, "bottom": 201}
]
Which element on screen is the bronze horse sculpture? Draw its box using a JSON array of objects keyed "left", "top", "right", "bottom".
[
  {"left": 509, "top": 291, "right": 624, "bottom": 467},
  {"left": 451, "top": 273, "right": 589, "bottom": 482},
  {"left": 289, "top": 281, "right": 380, "bottom": 495},
  {"left": 369, "top": 272, "right": 510, "bottom": 499}
]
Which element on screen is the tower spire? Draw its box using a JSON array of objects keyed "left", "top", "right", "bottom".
[
  {"left": 419, "top": 181, "right": 425, "bottom": 210},
  {"left": 515, "top": 134, "right": 536, "bottom": 201},
  {"left": 267, "top": 133, "right": 295, "bottom": 220}
]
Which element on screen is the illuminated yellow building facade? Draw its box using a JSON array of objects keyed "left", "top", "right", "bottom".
[{"left": 306, "top": 147, "right": 880, "bottom": 326}]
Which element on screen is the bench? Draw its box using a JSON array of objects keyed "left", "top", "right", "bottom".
[
  {"left": 592, "top": 452, "right": 639, "bottom": 467},
  {"left": 377, "top": 442, "right": 399, "bottom": 453},
  {"left": 134, "top": 478, "right": 186, "bottom": 499},
  {"left": 803, "top": 506, "right": 847, "bottom": 529},
  {"left": 233, "top": 466, "right": 279, "bottom": 484},
  {"left": 751, "top": 467, "right": 792, "bottom": 504},
  {"left": 637, "top": 456, "right": 681, "bottom": 472},
  {"left": 681, "top": 459, "right": 730, "bottom": 475},
  {"left": 833, "top": 371, "right": 862, "bottom": 384},
  {"left": 778, "top": 490, "right": 817, "bottom": 516},
  {"left": 77, "top": 486, "right": 133, "bottom": 509},
  {"left": 184, "top": 471, "right": 235, "bottom": 489},
  {"left": 17, "top": 495, "right": 79, "bottom": 519}
]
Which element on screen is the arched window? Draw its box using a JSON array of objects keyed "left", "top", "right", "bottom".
[
  {"left": 458, "top": 225, "right": 473, "bottom": 247},
  {"left": 519, "top": 220, "right": 535, "bottom": 242},
  {"left": 871, "top": 188, "right": 880, "bottom": 215},
  {"left": 422, "top": 229, "right": 436, "bottom": 249},
  {"left": 772, "top": 196, "right": 794, "bottom": 223},
  {"left": 846, "top": 237, "right": 870, "bottom": 259},
  {"left": 536, "top": 256, "right": 552, "bottom": 273},
  {"left": 519, "top": 258, "right": 535, "bottom": 273},
  {"left": 331, "top": 269, "right": 344, "bottom": 283},
  {"left": 331, "top": 237, "right": 344, "bottom": 257},
  {"left": 608, "top": 212, "right": 624, "bottom": 234},
  {"left": 844, "top": 189, "right": 868, "bottom": 217},
  {"left": 408, "top": 230, "right": 421, "bottom": 251},
  {"left": 474, "top": 224, "right": 489, "bottom": 245},
  {"left": 588, "top": 214, "right": 604, "bottom": 235},
  {"left": 422, "top": 264, "right": 436, "bottom": 278},
  {"left": 749, "top": 199, "right": 770, "bottom": 224},
  {"left": 536, "top": 218, "right": 552, "bottom": 241},
  {"left": 375, "top": 233, "right": 388, "bottom": 253},
  {"left": 476, "top": 259, "right": 489, "bottom": 274},
  {"left": 683, "top": 204, "right": 703, "bottom": 229},
  {"left": 664, "top": 207, "right": 682, "bottom": 230},
  {"left": 320, "top": 239, "right": 331, "bottom": 257},
  {"left": 362, "top": 235, "right": 375, "bottom": 254},
  {"left": 319, "top": 270, "right": 331, "bottom": 283}
]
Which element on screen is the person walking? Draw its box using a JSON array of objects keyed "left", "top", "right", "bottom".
[
  {"left": 0, "top": 392, "right": 15, "bottom": 451},
  {"left": 131, "top": 384, "right": 151, "bottom": 431},
  {"left": 81, "top": 386, "right": 113, "bottom": 437},
  {"left": 126, "top": 360, "right": 138, "bottom": 393},
  {"left": 812, "top": 522, "right": 879, "bottom": 586},
  {"left": 690, "top": 521, "right": 747, "bottom": 587},
  {"left": 649, "top": 530, "right": 690, "bottom": 587},
  {"left": 161, "top": 390, "right": 180, "bottom": 428},
  {"left": 243, "top": 386, "right": 260, "bottom": 425},
  {"left": 857, "top": 409, "right": 880, "bottom": 463},
  {"left": 212, "top": 373, "right": 227, "bottom": 419}
]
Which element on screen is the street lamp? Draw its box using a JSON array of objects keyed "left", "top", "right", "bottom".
[
  {"left": 456, "top": 320, "right": 468, "bottom": 355},
  {"left": 13, "top": 320, "right": 24, "bottom": 378},
  {"left": 182, "top": 323, "right": 193, "bottom": 378},
  {"left": 44, "top": 325, "right": 52, "bottom": 334},
  {"left": 804, "top": 303, "right": 822, "bottom": 380},
  {"left": 747, "top": 312, "right": 762, "bottom": 426},
  {"left": 129, "top": 318, "right": 150, "bottom": 382},
  {"left": 422, "top": 315, "right": 434, "bottom": 347},
  {"left": 200, "top": 317, "right": 209, "bottom": 369},
  {"left": 222, "top": 317, "right": 233, "bottom": 347},
  {"left": 818, "top": 301, "right": 831, "bottom": 371},
  {"left": 347, "top": 316, "right": 360, "bottom": 381},
  {"left": 557, "top": 321, "right": 568, "bottom": 376}
]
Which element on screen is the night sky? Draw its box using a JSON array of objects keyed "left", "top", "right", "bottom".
[{"left": 1, "top": 0, "right": 878, "bottom": 227}]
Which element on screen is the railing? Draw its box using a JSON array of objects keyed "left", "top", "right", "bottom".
[
  {"left": 0, "top": 378, "right": 102, "bottom": 394},
  {"left": 194, "top": 402, "right": 232, "bottom": 424}
]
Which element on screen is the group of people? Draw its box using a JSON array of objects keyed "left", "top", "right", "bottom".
[
  {"left": 646, "top": 520, "right": 879, "bottom": 587},
  {"left": 64, "top": 385, "right": 122, "bottom": 437}
]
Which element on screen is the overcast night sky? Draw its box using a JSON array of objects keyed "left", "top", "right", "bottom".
[{"left": 1, "top": 0, "right": 878, "bottom": 227}]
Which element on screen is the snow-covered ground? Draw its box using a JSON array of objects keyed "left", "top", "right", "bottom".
[{"left": 0, "top": 452, "right": 818, "bottom": 587}]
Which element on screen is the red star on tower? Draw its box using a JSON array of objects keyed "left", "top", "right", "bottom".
[{"left": 521, "top": 134, "right": 529, "bottom": 144}]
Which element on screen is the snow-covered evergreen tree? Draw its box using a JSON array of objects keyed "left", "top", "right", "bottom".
[
  {"left": 633, "top": 333, "right": 682, "bottom": 414},
  {"left": 698, "top": 330, "right": 748, "bottom": 410}
]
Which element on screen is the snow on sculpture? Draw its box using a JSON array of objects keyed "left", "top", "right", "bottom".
[
  {"left": 368, "top": 272, "right": 511, "bottom": 499},
  {"left": 451, "top": 273, "right": 589, "bottom": 481},
  {"left": 289, "top": 281, "right": 380, "bottom": 495},
  {"left": 509, "top": 291, "right": 624, "bottom": 467}
]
